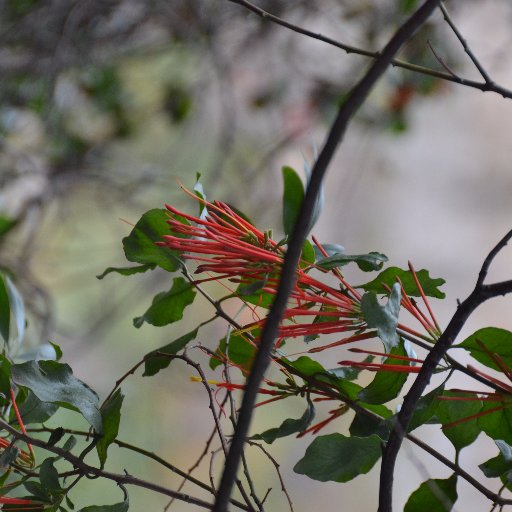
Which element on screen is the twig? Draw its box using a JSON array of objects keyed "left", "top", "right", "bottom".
[
  {"left": 379, "top": 228, "right": 512, "bottom": 512},
  {"left": 229, "top": 0, "right": 512, "bottom": 100},
  {"left": 440, "top": 2, "right": 493, "bottom": 84},
  {"left": 212, "top": 2, "right": 443, "bottom": 510}
]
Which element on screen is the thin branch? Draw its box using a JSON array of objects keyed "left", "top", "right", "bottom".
[
  {"left": 440, "top": 2, "right": 493, "bottom": 84},
  {"left": 212, "top": 2, "right": 442, "bottom": 510},
  {"left": 379, "top": 228, "right": 512, "bottom": 512},
  {"left": 229, "top": 0, "right": 512, "bottom": 99}
]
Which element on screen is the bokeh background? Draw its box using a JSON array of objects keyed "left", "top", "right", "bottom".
[{"left": 1, "top": 1, "right": 512, "bottom": 510}]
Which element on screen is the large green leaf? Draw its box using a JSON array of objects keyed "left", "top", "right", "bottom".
[
  {"left": 252, "top": 399, "right": 315, "bottom": 444},
  {"left": 316, "top": 251, "right": 387, "bottom": 272},
  {"left": 97, "top": 389, "right": 124, "bottom": 466},
  {"left": 458, "top": 328, "right": 512, "bottom": 372},
  {"left": 359, "top": 267, "right": 445, "bottom": 298},
  {"left": 404, "top": 474, "right": 457, "bottom": 512},
  {"left": 293, "top": 434, "right": 381, "bottom": 482},
  {"left": 361, "top": 284, "right": 401, "bottom": 352},
  {"left": 133, "top": 277, "right": 196, "bottom": 328},
  {"left": 144, "top": 327, "right": 199, "bottom": 377},
  {"left": 478, "top": 400, "right": 512, "bottom": 445},
  {"left": 436, "top": 391, "right": 482, "bottom": 452},
  {"left": 11, "top": 361, "right": 102, "bottom": 432},
  {"left": 122, "top": 208, "right": 183, "bottom": 272},
  {"left": 358, "top": 340, "right": 410, "bottom": 404},
  {"left": 282, "top": 166, "right": 304, "bottom": 237}
]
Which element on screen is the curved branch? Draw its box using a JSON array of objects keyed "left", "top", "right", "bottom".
[
  {"left": 379, "top": 228, "right": 512, "bottom": 512},
  {"left": 212, "top": 1, "right": 442, "bottom": 510}
]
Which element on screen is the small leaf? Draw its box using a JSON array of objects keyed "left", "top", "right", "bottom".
[
  {"left": 209, "top": 334, "right": 256, "bottom": 373},
  {"left": 349, "top": 412, "right": 391, "bottom": 440},
  {"left": 252, "top": 399, "right": 315, "bottom": 444},
  {"left": 436, "top": 391, "right": 482, "bottom": 452},
  {"left": 458, "top": 328, "right": 512, "bottom": 372},
  {"left": 0, "top": 274, "right": 10, "bottom": 344},
  {"left": 316, "top": 251, "right": 387, "bottom": 272},
  {"left": 123, "top": 209, "right": 183, "bottom": 272},
  {"left": 0, "top": 444, "right": 19, "bottom": 469},
  {"left": 133, "top": 277, "right": 196, "bottom": 328},
  {"left": 404, "top": 474, "right": 457, "bottom": 512},
  {"left": 359, "top": 267, "right": 445, "bottom": 299},
  {"left": 480, "top": 440, "right": 512, "bottom": 479},
  {"left": 293, "top": 434, "right": 381, "bottom": 482},
  {"left": 0, "top": 215, "right": 16, "bottom": 238},
  {"left": 78, "top": 497, "right": 129, "bottom": 512},
  {"left": 143, "top": 328, "right": 199, "bottom": 377},
  {"left": 358, "top": 340, "right": 410, "bottom": 404},
  {"left": 282, "top": 166, "right": 304, "bottom": 236},
  {"left": 97, "top": 389, "right": 124, "bottom": 466},
  {"left": 40, "top": 458, "right": 61, "bottom": 492},
  {"left": 300, "top": 240, "right": 316, "bottom": 268},
  {"left": 361, "top": 284, "right": 401, "bottom": 352},
  {"left": 313, "top": 243, "right": 345, "bottom": 261},
  {"left": 11, "top": 361, "right": 102, "bottom": 432},
  {"left": 96, "top": 264, "right": 155, "bottom": 280}
]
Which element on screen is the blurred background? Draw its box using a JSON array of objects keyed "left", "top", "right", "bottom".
[{"left": 1, "top": 0, "right": 512, "bottom": 510}]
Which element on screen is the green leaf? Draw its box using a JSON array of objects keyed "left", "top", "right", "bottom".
[
  {"left": 252, "top": 399, "right": 315, "bottom": 444},
  {"left": 209, "top": 334, "right": 256, "bottom": 373},
  {"left": 480, "top": 440, "right": 512, "bottom": 480},
  {"left": 0, "top": 444, "right": 19, "bottom": 470},
  {"left": 0, "top": 274, "right": 10, "bottom": 344},
  {"left": 123, "top": 209, "right": 182, "bottom": 272},
  {"left": 436, "top": 391, "right": 482, "bottom": 452},
  {"left": 293, "top": 434, "right": 381, "bottom": 482},
  {"left": 96, "top": 264, "right": 155, "bottom": 280},
  {"left": 300, "top": 240, "right": 316, "bottom": 268},
  {"left": 361, "top": 284, "right": 401, "bottom": 352},
  {"left": 358, "top": 340, "right": 410, "bottom": 404},
  {"left": 143, "top": 328, "right": 199, "bottom": 377},
  {"left": 458, "top": 327, "right": 512, "bottom": 372},
  {"left": 316, "top": 251, "right": 387, "bottom": 272},
  {"left": 407, "top": 384, "right": 444, "bottom": 432},
  {"left": 40, "top": 458, "right": 61, "bottom": 492},
  {"left": 282, "top": 166, "right": 304, "bottom": 236},
  {"left": 14, "top": 391, "right": 59, "bottom": 425},
  {"left": 404, "top": 474, "right": 457, "bottom": 512},
  {"left": 0, "top": 215, "right": 16, "bottom": 238},
  {"left": 349, "top": 412, "right": 391, "bottom": 440},
  {"left": 133, "top": 277, "right": 196, "bottom": 328},
  {"left": 78, "top": 497, "right": 129, "bottom": 512},
  {"left": 478, "top": 400, "right": 512, "bottom": 445},
  {"left": 23, "top": 480, "right": 50, "bottom": 501},
  {"left": 359, "top": 267, "right": 445, "bottom": 298},
  {"left": 11, "top": 361, "right": 102, "bottom": 432},
  {"left": 97, "top": 390, "right": 124, "bottom": 466}
]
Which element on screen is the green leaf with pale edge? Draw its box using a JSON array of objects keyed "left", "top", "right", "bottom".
[
  {"left": 361, "top": 284, "right": 401, "bottom": 352},
  {"left": 316, "top": 251, "right": 387, "bottom": 272},
  {"left": 11, "top": 360, "right": 102, "bottom": 432},
  {"left": 293, "top": 434, "right": 381, "bottom": 482},
  {"left": 40, "top": 458, "right": 61, "bottom": 492},
  {"left": 408, "top": 384, "right": 444, "bottom": 432},
  {"left": 144, "top": 328, "right": 199, "bottom": 376},
  {"left": 359, "top": 267, "right": 445, "bottom": 298},
  {"left": 458, "top": 327, "right": 512, "bottom": 372},
  {"left": 358, "top": 340, "right": 409, "bottom": 404},
  {"left": 0, "top": 274, "right": 10, "bottom": 344},
  {"left": 436, "top": 391, "right": 482, "bottom": 452},
  {"left": 97, "top": 389, "right": 124, "bottom": 466},
  {"left": 133, "top": 277, "right": 196, "bottom": 328},
  {"left": 210, "top": 334, "right": 256, "bottom": 373},
  {"left": 479, "top": 400, "right": 512, "bottom": 445},
  {"left": 96, "top": 264, "right": 155, "bottom": 280},
  {"left": 404, "top": 474, "right": 457, "bottom": 512},
  {"left": 480, "top": 440, "right": 512, "bottom": 480},
  {"left": 252, "top": 399, "right": 315, "bottom": 444},
  {"left": 123, "top": 208, "right": 182, "bottom": 272},
  {"left": 282, "top": 166, "right": 304, "bottom": 236}
]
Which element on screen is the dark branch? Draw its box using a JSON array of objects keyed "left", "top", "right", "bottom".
[
  {"left": 213, "top": 1, "right": 443, "bottom": 510},
  {"left": 379, "top": 228, "right": 512, "bottom": 512}
]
